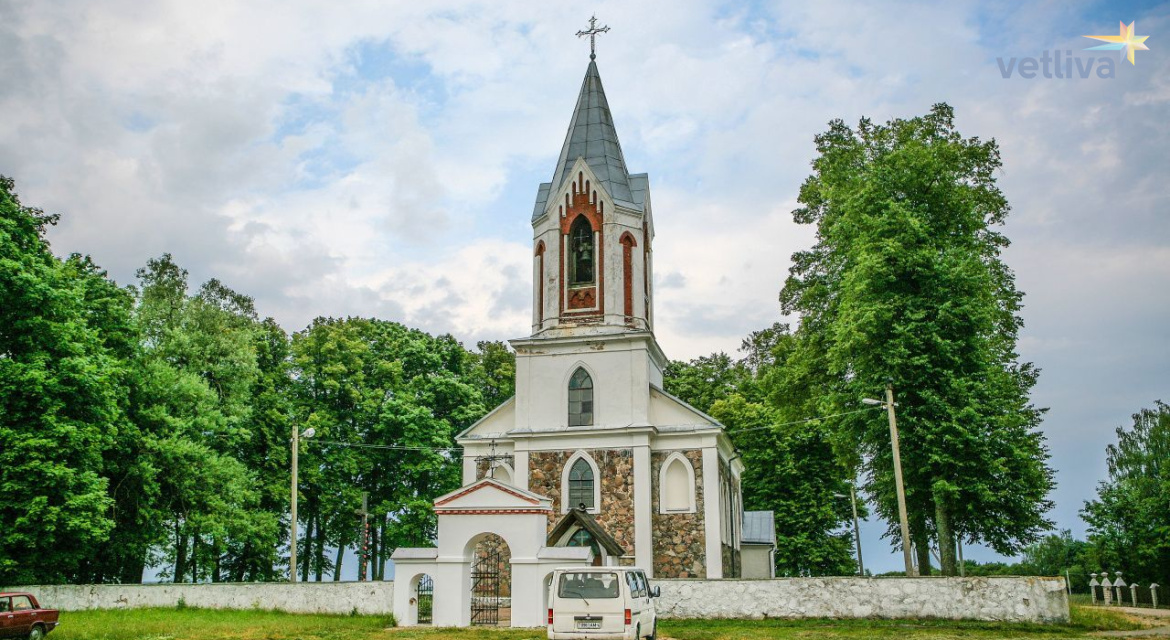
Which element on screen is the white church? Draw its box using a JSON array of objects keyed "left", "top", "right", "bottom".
[{"left": 392, "top": 40, "right": 774, "bottom": 628}]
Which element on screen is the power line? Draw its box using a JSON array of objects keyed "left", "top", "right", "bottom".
[
  {"left": 296, "top": 406, "right": 884, "bottom": 452},
  {"left": 304, "top": 439, "right": 459, "bottom": 453},
  {"left": 724, "top": 406, "right": 884, "bottom": 435}
]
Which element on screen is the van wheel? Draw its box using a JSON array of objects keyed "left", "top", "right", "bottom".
[
  {"left": 634, "top": 624, "right": 640, "bottom": 640},
  {"left": 648, "top": 621, "right": 657, "bottom": 640}
]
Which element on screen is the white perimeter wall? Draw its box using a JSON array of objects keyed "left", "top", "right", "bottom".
[
  {"left": 656, "top": 576, "right": 1070, "bottom": 623},
  {"left": 4, "top": 582, "right": 394, "bottom": 615},
  {"left": 6, "top": 576, "right": 1069, "bottom": 624}
]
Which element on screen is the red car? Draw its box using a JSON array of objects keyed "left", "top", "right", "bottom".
[{"left": 0, "top": 593, "right": 58, "bottom": 640}]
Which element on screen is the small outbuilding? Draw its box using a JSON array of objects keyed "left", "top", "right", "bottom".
[{"left": 740, "top": 511, "right": 776, "bottom": 579}]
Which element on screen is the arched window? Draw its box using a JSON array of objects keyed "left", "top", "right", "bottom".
[
  {"left": 568, "top": 368, "right": 594, "bottom": 426},
  {"left": 659, "top": 452, "right": 697, "bottom": 513},
  {"left": 568, "top": 458, "right": 595, "bottom": 510},
  {"left": 569, "top": 216, "right": 594, "bottom": 285}
]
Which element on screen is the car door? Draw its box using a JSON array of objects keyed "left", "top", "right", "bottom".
[
  {"left": 8, "top": 596, "right": 34, "bottom": 637},
  {"left": 635, "top": 572, "right": 654, "bottom": 632},
  {"left": 0, "top": 597, "right": 14, "bottom": 638},
  {"left": 625, "top": 572, "right": 644, "bottom": 633},
  {"left": 623, "top": 572, "right": 641, "bottom": 630}
]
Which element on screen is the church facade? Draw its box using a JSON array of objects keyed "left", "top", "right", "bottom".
[
  {"left": 392, "top": 51, "right": 755, "bottom": 629},
  {"left": 458, "top": 56, "right": 744, "bottom": 581}
]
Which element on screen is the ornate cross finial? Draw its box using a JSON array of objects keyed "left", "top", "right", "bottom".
[
  {"left": 576, "top": 15, "right": 610, "bottom": 60},
  {"left": 474, "top": 439, "right": 512, "bottom": 479}
]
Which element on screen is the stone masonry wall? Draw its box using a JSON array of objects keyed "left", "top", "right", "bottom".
[
  {"left": 654, "top": 576, "right": 1070, "bottom": 623},
  {"left": 650, "top": 450, "right": 705, "bottom": 578},
  {"left": 4, "top": 582, "right": 395, "bottom": 614},
  {"left": 528, "top": 449, "right": 635, "bottom": 555},
  {"left": 8, "top": 576, "right": 1069, "bottom": 623}
]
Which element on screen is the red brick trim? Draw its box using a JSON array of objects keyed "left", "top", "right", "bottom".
[
  {"left": 620, "top": 232, "right": 637, "bottom": 320},
  {"left": 434, "top": 480, "right": 543, "bottom": 507},
  {"left": 559, "top": 181, "right": 605, "bottom": 320},
  {"left": 535, "top": 241, "right": 546, "bottom": 326}
]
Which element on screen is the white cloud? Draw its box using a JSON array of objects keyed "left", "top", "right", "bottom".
[{"left": 2, "top": 0, "right": 1169, "bottom": 570}]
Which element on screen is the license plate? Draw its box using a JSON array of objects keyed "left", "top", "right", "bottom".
[{"left": 576, "top": 619, "right": 601, "bottom": 629}]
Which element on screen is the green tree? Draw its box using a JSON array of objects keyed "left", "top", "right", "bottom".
[
  {"left": 0, "top": 176, "right": 123, "bottom": 584},
  {"left": 290, "top": 318, "right": 486, "bottom": 581},
  {"left": 665, "top": 324, "right": 857, "bottom": 576},
  {"left": 1082, "top": 401, "right": 1170, "bottom": 589},
  {"left": 469, "top": 340, "right": 515, "bottom": 410},
  {"left": 780, "top": 105, "right": 1055, "bottom": 575}
]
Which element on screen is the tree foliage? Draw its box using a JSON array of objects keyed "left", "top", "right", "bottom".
[
  {"left": 665, "top": 324, "right": 858, "bottom": 577},
  {"left": 0, "top": 177, "right": 502, "bottom": 584},
  {"left": 779, "top": 105, "right": 1054, "bottom": 574},
  {"left": 0, "top": 177, "right": 122, "bottom": 583},
  {"left": 1082, "top": 401, "right": 1170, "bottom": 588}
]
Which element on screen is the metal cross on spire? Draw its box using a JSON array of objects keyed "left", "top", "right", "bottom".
[{"left": 576, "top": 15, "right": 610, "bottom": 60}]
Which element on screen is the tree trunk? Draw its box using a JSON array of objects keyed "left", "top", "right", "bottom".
[
  {"left": 334, "top": 542, "right": 344, "bottom": 581},
  {"left": 314, "top": 514, "right": 326, "bottom": 582},
  {"left": 190, "top": 533, "right": 199, "bottom": 583},
  {"left": 914, "top": 531, "right": 932, "bottom": 576},
  {"left": 174, "top": 524, "right": 187, "bottom": 583},
  {"left": 934, "top": 491, "right": 957, "bottom": 576},
  {"left": 300, "top": 509, "right": 314, "bottom": 583}
]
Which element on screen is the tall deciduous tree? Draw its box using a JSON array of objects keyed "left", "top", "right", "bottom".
[
  {"left": 780, "top": 105, "right": 1054, "bottom": 574},
  {"left": 1082, "top": 401, "right": 1170, "bottom": 588},
  {"left": 0, "top": 177, "right": 122, "bottom": 584},
  {"left": 665, "top": 325, "right": 857, "bottom": 576}
]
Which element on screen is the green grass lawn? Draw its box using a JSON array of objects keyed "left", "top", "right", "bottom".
[{"left": 48, "top": 605, "right": 1153, "bottom": 640}]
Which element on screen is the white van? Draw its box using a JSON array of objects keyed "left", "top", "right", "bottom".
[{"left": 547, "top": 567, "right": 659, "bottom": 640}]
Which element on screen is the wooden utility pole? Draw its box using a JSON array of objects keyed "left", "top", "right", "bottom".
[
  {"left": 849, "top": 484, "right": 864, "bottom": 576},
  {"left": 887, "top": 383, "right": 916, "bottom": 576},
  {"left": 290, "top": 424, "right": 299, "bottom": 583}
]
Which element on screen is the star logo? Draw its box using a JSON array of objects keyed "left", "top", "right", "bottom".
[{"left": 1083, "top": 21, "right": 1151, "bottom": 65}]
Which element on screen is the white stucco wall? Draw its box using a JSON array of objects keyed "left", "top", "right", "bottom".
[
  {"left": 4, "top": 582, "right": 395, "bottom": 615},
  {"left": 654, "top": 576, "right": 1070, "bottom": 623},
  {"left": 7, "top": 576, "right": 1068, "bottom": 624}
]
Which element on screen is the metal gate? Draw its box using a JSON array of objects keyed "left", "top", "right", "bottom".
[
  {"left": 470, "top": 545, "right": 502, "bottom": 625},
  {"left": 416, "top": 575, "right": 433, "bottom": 624}
]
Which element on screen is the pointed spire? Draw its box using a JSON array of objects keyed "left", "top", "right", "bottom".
[{"left": 551, "top": 60, "right": 637, "bottom": 208}]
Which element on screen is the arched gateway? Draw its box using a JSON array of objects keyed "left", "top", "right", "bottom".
[{"left": 391, "top": 478, "right": 592, "bottom": 627}]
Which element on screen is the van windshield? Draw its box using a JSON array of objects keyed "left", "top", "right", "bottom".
[{"left": 557, "top": 572, "right": 620, "bottom": 599}]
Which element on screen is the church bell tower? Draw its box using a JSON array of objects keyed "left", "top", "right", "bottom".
[{"left": 529, "top": 59, "right": 654, "bottom": 337}]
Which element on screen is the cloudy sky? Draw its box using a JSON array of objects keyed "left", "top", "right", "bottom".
[{"left": 3, "top": 0, "right": 1167, "bottom": 574}]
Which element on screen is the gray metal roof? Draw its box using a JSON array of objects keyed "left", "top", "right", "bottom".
[
  {"left": 542, "top": 60, "right": 638, "bottom": 218},
  {"left": 742, "top": 510, "right": 776, "bottom": 545}
]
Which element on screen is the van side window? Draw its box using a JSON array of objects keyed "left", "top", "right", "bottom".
[
  {"left": 635, "top": 572, "right": 648, "bottom": 598},
  {"left": 625, "top": 572, "right": 639, "bottom": 597}
]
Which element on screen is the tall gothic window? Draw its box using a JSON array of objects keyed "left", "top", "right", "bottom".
[
  {"left": 568, "top": 368, "right": 594, "bottom": 426},
  {"left": 569, "top": 216, "right": 594, "bottom": 285},
  {"left": 568, "top": 458, "right": 596, "bottom": 510}
]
